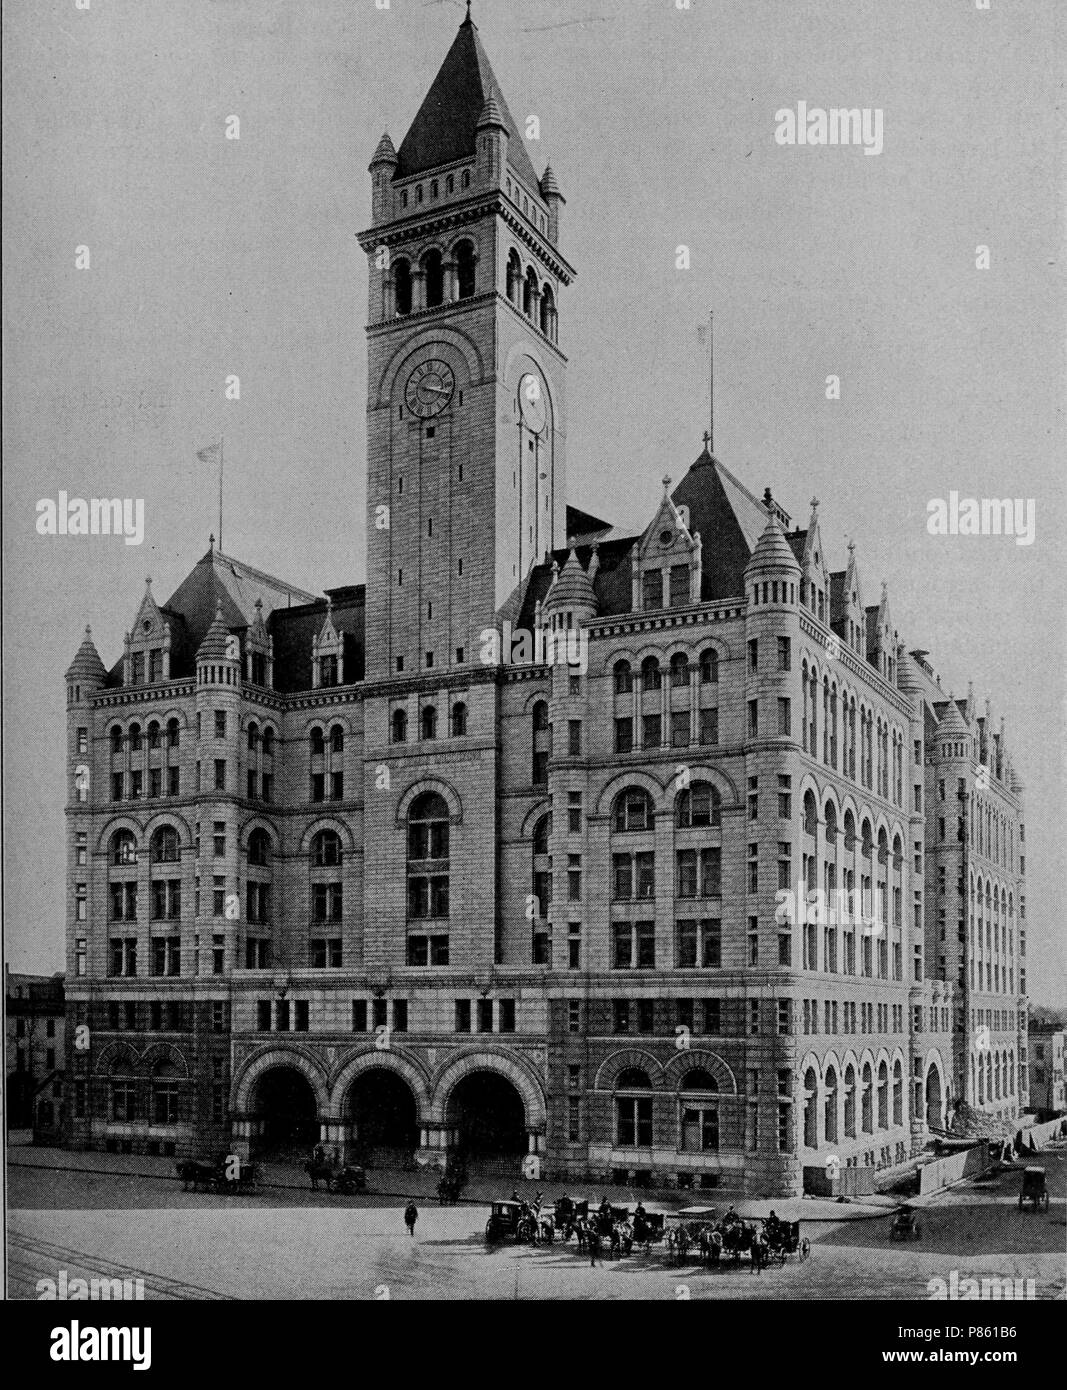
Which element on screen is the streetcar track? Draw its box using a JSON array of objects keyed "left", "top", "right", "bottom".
[{"left": 8, "top": 1229, "right": 236, "bottom": 1300}]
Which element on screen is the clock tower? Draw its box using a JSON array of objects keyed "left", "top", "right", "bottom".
[{"left": 358, "top": 10, "right": 575, "bottom": 681}]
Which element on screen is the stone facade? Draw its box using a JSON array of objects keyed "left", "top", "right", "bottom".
[{"left": 60, "top": 14, "right": 1028, "bottom": 1195}]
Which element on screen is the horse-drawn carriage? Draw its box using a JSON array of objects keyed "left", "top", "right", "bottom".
[
  {"left": 762, "top": 1218, "right": 810, "bottom": 1265},
  {"left": 176, "top": 1156, "right": 260, "bottom": 1195},
  {"left": 889, "top": 1204, "right": 921, "bottom": 1240},
  {"left": 485, "top": 1199, "right": 552, "bottom": 1245},
  {"left": 436, "top": 1172, "right": 464, "bottom": 1205},
  {"left": 1018, "top": 1167, "right": 1050, "bottom": 1213},
  {"left": 303, "top": 1158, "right": 368, "bottom": 1194}
]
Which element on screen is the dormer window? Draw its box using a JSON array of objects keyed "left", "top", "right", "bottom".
[{"left": 320, "top": 655, "right": 338, "bottom": 688}]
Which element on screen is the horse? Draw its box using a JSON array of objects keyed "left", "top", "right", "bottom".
[
  {"left": 176, "top": 1159, "right": 217, "bottom": 1193},
  {"left": 303, "top": 1159, "right": 335, "bottom": 1191}
]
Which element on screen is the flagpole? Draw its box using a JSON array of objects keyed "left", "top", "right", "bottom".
[
  {"left": 708, "top": 310, "right": 714, "bottom": 453},
  {"left": 218, "top": 435, "right": 224, "bottom": 554}
]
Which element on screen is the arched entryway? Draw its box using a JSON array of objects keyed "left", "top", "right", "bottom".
[
  {"left": 447, "top": 1072, "right": 527, "bottom": 1174},
  {"left": 347, "top": 1069, "right": 419, "bottom": 1167},
  {"left": 925, "top": 1065, "right": 944, "bottom": 1130},
  {"left": 250, "top": 1067, "right": 319, "bottom": 1161}
]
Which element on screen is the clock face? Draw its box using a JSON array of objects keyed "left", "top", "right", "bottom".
[
  {"left": 405, "top": 359, "right": 455, "bottom": 418},
  {"left": 518, "top": 372, "right": 547, "bottom": 434}
]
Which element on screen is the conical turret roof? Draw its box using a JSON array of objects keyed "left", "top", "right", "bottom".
[
  {"left": 937, "top": 695, "right": 971, "bottom": 737},
  {"left": 369, "top": 132, "right": 398, "bottom": 169},
  {"left": 540, "top": 164, "right": 561, "bottom": 197},
  {"left": 544, "top": 548, "right": 597, "bottom": 613},
  {"left": 746, "top": 506, "right": 801, "bottom": 576},
  {"left": 196, "top": 600, "right": 235, "bottom": 664},
  {"left": 65, "top": 625, "right": 107, "bottom": 684}
]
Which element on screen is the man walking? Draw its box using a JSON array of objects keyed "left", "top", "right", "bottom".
[
  {"left": 588, "top": 1225, "right": 602, "bottom": 1267},
  {"left": 404, "top": 1200, "right": 418, "bottom": 1238}
]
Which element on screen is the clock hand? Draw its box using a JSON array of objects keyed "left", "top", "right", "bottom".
[{"left": 420, "top": 383, "right": 451, "bottom": 396}]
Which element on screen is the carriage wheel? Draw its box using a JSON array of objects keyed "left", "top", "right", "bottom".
[
  {"left": 485, "top": 1220, "right": 497, "bottom": 1243},
  {"left": 800, "top": 1238, "right": 811, "bottom": 1262}
]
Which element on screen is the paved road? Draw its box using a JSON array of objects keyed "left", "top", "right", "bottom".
[{"left": 8, "top": 1150, "right": 1065, "bottom": 1301}]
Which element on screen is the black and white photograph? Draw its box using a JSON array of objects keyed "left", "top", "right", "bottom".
[{"left": 2, "top": 0, "right": 1064, "bottom": 1350}]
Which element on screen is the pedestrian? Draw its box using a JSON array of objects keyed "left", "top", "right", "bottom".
[
  {"left": 404, "top": 1200, "right": 418, "bottom": 1237},
  {"left": 588, "top": 1226, "right": 602, "bottom": 1267}
]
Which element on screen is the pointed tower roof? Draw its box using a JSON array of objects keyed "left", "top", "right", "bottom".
[
  {"left": 477, "top": 89, "right": 507, "bottom": 132},
  {"left": 540, "top": 164, "right": 561, "bottom": 198},
  {"left": 937, "top": 694, "right": 971, "bottom": 738},
  {"left": 369, "top": 131, "right": 398, "bottom": 169},
  {"left": 394, "top": 15, "right": 539, "bottom": 187},
  {"left": 65, "top": 625, "right": 107, "bottom": 684},
  {"left": 746, "top": 495, "right": 802, "bottom": 576},
  {"left": 196, "top": 600, "right": 235, "bottom": 664},
  {"left": 544, "top": 547, "right": 597, "bottom": 614}
]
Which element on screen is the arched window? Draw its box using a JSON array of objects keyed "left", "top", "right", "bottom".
[
  {"left": 669, "top": 653, "right": 690, "bottom": 688},
  {"left": 151, "top": 826, "right": 180, "bottom": 863},
  {"left": 844, "top": 1064, "right": 856, "bottom": 1138},
  {"left": 311, "top": 830, "right": 342, "bottom": 868},
  {"left": 641, "top": 656, "right": 662, "bottom": 691},
  {"left": 392, "top": 709, "right": 408, "bottom": 744},
  {"left": 613, "top": 660, "right": 633, "bottom": 694},
  {"left": 462, "top": 169, "right": 471, "bottom": 190},
  {"left": 699, "top": 648, "right": 718, "bottom": 684},
  {"left": 532, "top": 700, "right": 550, "bottom": 731},
  {"left": 451, "top": 702, "right": 467, "bottom": 738},
  {"left": 861, "top": 1063, "right": 873, "bottom": 1133},
  {"left": 824, "top": 1066, "right": 839, "bottom": 1143},
  {"left": 111, "top": 829, "right": 137, "bottom": 866},
  {"left": 422, "top": 248, "right": 444, "bottom": 308},
  {"left": 394, "top": 258, "right": 412, "bottom": 317},
  {"left": 877, "top": 1061, "right": 889, "bottom": 1128},
  {"left": 893, "top": 1061, "right": 903, "bottom": 1125},
  {"left": 824, "top": 801, "right": 838, "bottom": 844},
  {"left": 679, "top": 1069, "right": 719, "bottom": 1153},
  {"left": 129, "top": 723, "right": 142, "bottom": 752},
  {"left": 675, "top": 781, "right": 721, "bottom": 829},
  {"left": 539, "top": 284, "right": 556, "bottom": 340},
  {"left": 310, "top": 728, "right": 325, "bottom": 757},
  {"left": 247, "top": 722, "right": 260, "bottom": 752},
  {"left": 167, "top": 718, "right": 180, "bottom": 749},
  {"left": 506, "top": 249, "right": 522, "bottom": 305},
  {"left": 248, "top": 829, "right": 271, "bottom": 866},
  {"left": 262, "top": 727, "right": 275, "bottom": 756},
  {"left": 408, "top": 792, "right": 450, "bottom": 861},
  {"left": 533, "top": 812, "right": 552, "bottom": 857},
  {"left": 456, "top": 239, "right": 476, "bottom": 299},
  {"left": 803, "top": 1067, "right": 819, "bottom": 1148},
  {"left": 421, "top": 706, "right": 438, "bottom": 741},
  {"left": 147, "top": 721, "right": 161, "bottom": 750},
  {"left": 844, "top": 809, "right": 856, "bottom": 848},
  {"left": 330, "top": 725, "right": 344, "bottom": 755},
  {"left": 523, "top": 266, "right": 539, "bottom": 318},
  {"left": 615, "top": 1068, "right": 653, "bottom": 1146},
  {"left": 803, "top": 791, "right": 818, "bottom": 837},
  {"left": 613, "top": 787, "right": 653, "bottom": 833}
]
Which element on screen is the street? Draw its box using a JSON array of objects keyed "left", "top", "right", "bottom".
[{"left": 8, "top": 1148, "right": 1065, "bottom": 1301}]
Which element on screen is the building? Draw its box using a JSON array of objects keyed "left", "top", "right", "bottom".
[
  {"left": 6, "top": 968, "right": 65, "bottom": 1139},
  {"left": 1027, "top": 1027, "right": 1065, "bottom": 1118},
  {"left": 61, "top": 12, "right": 1028, "bottom": 1193}
]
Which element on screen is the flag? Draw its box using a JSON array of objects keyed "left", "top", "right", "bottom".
[{"left": 197, "top": 442, "right": 221, "bottom": 464}]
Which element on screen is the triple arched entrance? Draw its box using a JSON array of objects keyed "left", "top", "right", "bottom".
[{"left": 232, "top": 1047, "right": 545, "bottom": 1170}]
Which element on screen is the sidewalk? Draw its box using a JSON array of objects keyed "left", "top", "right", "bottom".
[{"left": 9, "top": 1145, "right": 897, "bottom": 1221}]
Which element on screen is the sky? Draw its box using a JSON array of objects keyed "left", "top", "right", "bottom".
[{"left": 3, "top": 0, "right": 1065, "bottom": 1004}]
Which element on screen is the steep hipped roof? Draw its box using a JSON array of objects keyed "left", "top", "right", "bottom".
[
  {"left": 672, "top": 446, "right": 786, "bottom": 601},
  {"left": 394, "top": 16, "right": 540, "bottom": 188}
]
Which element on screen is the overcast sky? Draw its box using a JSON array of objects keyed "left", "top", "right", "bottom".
[{"left": 3, "top": 0, "right": 1064, "bottom": 1004}]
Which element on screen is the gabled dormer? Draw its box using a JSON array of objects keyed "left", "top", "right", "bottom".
[
  {"left": 245, "top": 598, "right": 274, "bottom": 690},
  {"left": 865, "top": 581, "right": 899, "bottom": 683},
  {"left": 830, "top": 541, "right": 868, "bottom": 658},
  {"left": 631, "top": 476, "right": 702, "bottom": 613},
  {"left": 793, "top": 499, "right": 830, "bottom": 626},
  {"left": 122, "top": 578, "right": 172, "bottom": 687},
  {"left": 312, "top": 600, "right": 344, "bottom": 690}
]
